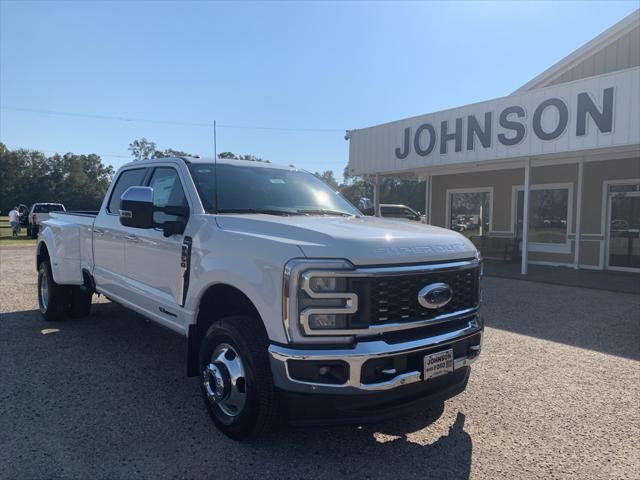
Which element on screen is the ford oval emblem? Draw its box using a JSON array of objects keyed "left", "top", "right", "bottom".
[{"left": 418, "top": 283, "right": 453, "bottom": 309}]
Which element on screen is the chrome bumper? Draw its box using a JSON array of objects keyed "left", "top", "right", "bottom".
[{"left": 268, "top": 316, "right": 483, "bottom": 395}]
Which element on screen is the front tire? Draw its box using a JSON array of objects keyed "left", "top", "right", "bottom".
[
  {"left": 199, "top": 315, "right": 281, "bottom": 440},
  {"left": 38, "top": 260, "right": 70, "bottom": 322}
]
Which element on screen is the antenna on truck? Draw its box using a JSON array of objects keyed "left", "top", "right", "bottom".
[{"left": 214, "top": 120, "right": 219, "bottom": 213}]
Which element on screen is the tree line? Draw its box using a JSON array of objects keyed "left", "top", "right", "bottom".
[
  {"left": 1, "top": 138, "right": 426, "bottom": 215},
  {"left": 0, "top": 143, "right": 114, "bottom": 212}
]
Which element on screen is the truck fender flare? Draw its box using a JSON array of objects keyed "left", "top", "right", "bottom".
[
  {"left": 186, "top": 282, "right": 263, "bottom": 377},
  {"left": 36, "top": 225, "right": 83, "bottom": 286}
]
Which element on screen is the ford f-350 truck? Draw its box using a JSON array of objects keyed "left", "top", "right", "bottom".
[{"left": 36, "top": 156, "right": 483, "bottom": 440}]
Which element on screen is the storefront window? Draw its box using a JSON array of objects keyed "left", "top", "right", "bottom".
[
  {"left": 516, "top": 188, "right": 569, "bottom": 244},
  {"left": 448, "top": 191, "right": 491, "bottom": 237},
  {"left": 607, "top": 183, "right": 640, "bottom": 270}
]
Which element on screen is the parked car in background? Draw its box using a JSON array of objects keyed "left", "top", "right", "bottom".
[
  {"left": 28, "top": 203, "right": 65, "bottom": 238},
  {"left": 379, "top": 203, "right": 425, "bottom": 222},
  {"left": 17, "top": 204, "right": 30, "bottom": 232},
  {"left": 451, "top": 222, "right": 467, "bottom": 232}
]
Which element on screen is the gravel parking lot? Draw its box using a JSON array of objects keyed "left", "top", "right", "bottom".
[{"left": 1, "top": 245, "right": 639, "bottom": 480}]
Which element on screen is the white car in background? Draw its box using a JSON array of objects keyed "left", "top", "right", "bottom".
[
  {"left": 357, "top": 199, "right": 426, "bottom": 223},
  {"left": 28, "top": 203, "right": 65, "bottom": 238},
  {"left": 379, "top": 204, "right": 425, "bottom": 223}
]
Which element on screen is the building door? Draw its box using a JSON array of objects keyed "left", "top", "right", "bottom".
[{"left": 606, "top": 183, "right": 640, "bottom": 272}]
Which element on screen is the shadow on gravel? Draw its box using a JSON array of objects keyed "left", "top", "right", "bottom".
[
  {"left": 482, "top": 278, "right": 640, "bottom": 361},
  {"left": 0, "top": 302, "right": 473, "bottom": 479}
]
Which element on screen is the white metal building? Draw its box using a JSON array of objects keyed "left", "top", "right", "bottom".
[{"left": 347, "top": 10, "right": 640, "bottom": 274}]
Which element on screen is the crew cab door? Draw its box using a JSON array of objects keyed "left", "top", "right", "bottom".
[
  {"left": 122, "top": 166, "right": 190, "bottom": 329},
  {"left": 93, "top": 167, "right": 148, "bottom": 299}
]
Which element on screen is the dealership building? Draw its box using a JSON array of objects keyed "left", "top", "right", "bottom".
[{"left": 347, "top": 10, "right": 640, "bottom": 274}]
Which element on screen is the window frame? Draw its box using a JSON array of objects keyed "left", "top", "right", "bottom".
[
  {"left": 511, "top": 182, "right": 574, "bottom": 254},
  {"left": 445, "top": 187, "right": 494, "bottom": 234},
  {"left": 106, "top": 167, "right": 149, "bottom": 215},
  {"left": 144, "top": 165, "right": 191, "bottom": 227},
  {"left": 381, "top": 205, "right": 419, "bottom": 219},
  {"left": 603, "top": 178, "right": 640, "bottom": 273}
]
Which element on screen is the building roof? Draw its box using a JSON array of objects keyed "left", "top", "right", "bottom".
[{"left": 513, "top": 9, "right": 639, "bottom": 93}]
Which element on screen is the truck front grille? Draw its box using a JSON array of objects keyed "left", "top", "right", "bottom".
[{"left": 349, "top": 264, "right": 480, "bottom": 327}]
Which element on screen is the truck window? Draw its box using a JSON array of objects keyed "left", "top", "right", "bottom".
[
  {"left": 188, "top": 163, "right": 359, "bottom": 216},
  {"left": 33, "top": 204, "right": 65, "bottom": 213},
  {"left": 382, "top": 206, "right": 418, "bottom": 219},
  {"left": 107, "top": 169, "right": 147, "bottom": 214},
  {"left": 148, "top": 167, "right": 188, "bottom": 224}
]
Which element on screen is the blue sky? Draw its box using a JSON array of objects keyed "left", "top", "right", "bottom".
[{"left": 1, "top": 1, "right": 638, "bottom": 178}]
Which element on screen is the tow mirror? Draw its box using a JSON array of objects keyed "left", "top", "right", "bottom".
[{"left": 119, "top": 186, "right": 154, "bottom": 229}]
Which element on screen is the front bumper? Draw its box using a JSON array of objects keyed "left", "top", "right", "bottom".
[{"left": 268, "top": 314, "right": 482, "bottom": 395}]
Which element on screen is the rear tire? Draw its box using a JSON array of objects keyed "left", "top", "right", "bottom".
[
  {"left": 199, "top": 315, "right": 281, "bottom": 440},
  {"left": 38, "top": 260, "right": 70, "bottom": 322},
  {"left": 68, "top": 287, "right": 92, "bottom": 318}
]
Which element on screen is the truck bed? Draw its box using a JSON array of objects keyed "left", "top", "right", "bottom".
[
  {"left": 55, "top": 211, "right": 99, "bottom": 217},
  {"left": 41, "top": 211, "right": 98, "bottom": 285}
]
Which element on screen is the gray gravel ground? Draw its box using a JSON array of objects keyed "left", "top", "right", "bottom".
[{"left": 1, "top": 245, "right": 639, "bottom": 480}]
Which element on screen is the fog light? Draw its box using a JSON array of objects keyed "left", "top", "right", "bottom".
[
  {"left": 288, "top": 360, "right": 349, "bottom": 385},
  {"left": 308, "top": 313, "right": 347, "bottom": 329}
]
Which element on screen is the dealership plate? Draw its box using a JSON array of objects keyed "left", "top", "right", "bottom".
[{"left": 423, "top": 349, "right": 454, "bottom": 380}]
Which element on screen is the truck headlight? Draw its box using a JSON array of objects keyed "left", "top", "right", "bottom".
[{"left": 283, "top": 259, "right": 359, "bottom": 344}]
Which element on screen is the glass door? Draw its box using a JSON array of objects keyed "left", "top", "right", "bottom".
[{"left": 607, "top": 184, "right": 640, "bottom": 271}]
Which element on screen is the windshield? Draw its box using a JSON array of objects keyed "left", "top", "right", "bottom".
[{"left": 188, "top": 163, "right": 360, "bottom": 216}]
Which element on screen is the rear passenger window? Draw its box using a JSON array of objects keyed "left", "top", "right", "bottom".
[{"left": 107, "top": 169, "right": 147, "bottom": 214}]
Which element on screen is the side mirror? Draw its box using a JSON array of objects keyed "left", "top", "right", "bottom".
[{"left": 119, "top": 186, "right": 154, "bottom": 229}]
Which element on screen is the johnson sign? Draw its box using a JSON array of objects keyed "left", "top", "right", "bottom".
[
  {"left": 394, "top": 88, "right": 613, "bottom": 159},
  {"left": 347, "top": 67, "right": 640, "bottom": 175}
]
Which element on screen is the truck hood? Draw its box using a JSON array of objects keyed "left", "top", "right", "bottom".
[{"left": 215, "top": 215, "right": 477, "bottom": 265}]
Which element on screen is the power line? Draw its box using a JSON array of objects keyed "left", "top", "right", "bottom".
[
  {"left": 1, "top": 106, "right": 345, "bottom": 133},
  {"left": 1, "top": 106, "right": 211, "bottom": 127},
  {"left": 217, "top": 123, "right": 343, "bottom": 133}
]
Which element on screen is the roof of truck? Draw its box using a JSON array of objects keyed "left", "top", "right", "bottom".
[{"left": 122, "top": 156, "right": 296, "bottom": 171}]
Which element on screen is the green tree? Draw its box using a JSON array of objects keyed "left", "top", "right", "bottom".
[
  {"left": 314, "top": 170, "right": 339, "bottom": 190},
  {"left": 155, "top": 148, "right": 195, "bottom": 158},
  {"left": 128, "top": 138, "right": 197, "bottom": 160},
  {"left": 217, "top": 151, "right": 269, "bottom": 162},
  {"left": 128, "top": 137, "right": 157, "bottom": 161},
  {"left": 0, "top": 143, "right": 114, "bottom": 211},
  {"left": 338, "top": 166, "right": 426, "bottom": 214}
]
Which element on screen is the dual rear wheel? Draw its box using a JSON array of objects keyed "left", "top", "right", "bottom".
[{"left": 38, "top": 260, "right": 93, "bottom": 321}]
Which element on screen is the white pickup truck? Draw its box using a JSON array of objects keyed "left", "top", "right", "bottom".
[{"left": 36, "top": 156, "right": 483, "bottom": 440}]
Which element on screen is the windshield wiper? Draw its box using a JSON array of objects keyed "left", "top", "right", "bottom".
[
  {"left": 296, "top": 209, "right": 355, "bottom": 217},
  {"left": 217, "top": 208, "right": 301, "bottom": 216}
]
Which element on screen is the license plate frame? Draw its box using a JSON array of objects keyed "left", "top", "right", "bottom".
[{"left": 423, "top": 349, "right": 454, "bottom": 380}]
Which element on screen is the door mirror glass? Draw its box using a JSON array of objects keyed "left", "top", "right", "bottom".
[{"left": 119, "top": 186, "right": 154, "bottom": 229}]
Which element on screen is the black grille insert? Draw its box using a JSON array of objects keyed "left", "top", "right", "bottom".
[{"left": 349, "top": 266, "right": 479, "bottom": 326}]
